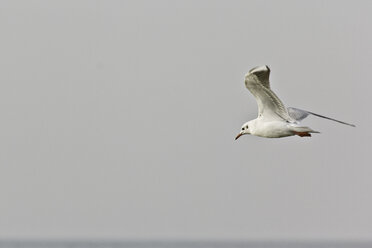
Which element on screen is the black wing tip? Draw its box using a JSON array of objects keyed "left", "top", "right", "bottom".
[{"left": 248, "top": 65, "right": 270, "bottom": 74}]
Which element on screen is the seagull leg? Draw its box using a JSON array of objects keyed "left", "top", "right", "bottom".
[{"left": 293, "top": 131, "right": 312, "bottom": 137}]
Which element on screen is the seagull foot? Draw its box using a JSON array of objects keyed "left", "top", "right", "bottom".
[{"left": 293, "top": 131, "right": 312, "bottom": 137}]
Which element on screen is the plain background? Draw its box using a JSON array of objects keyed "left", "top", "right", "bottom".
[{"left": 0, "top": 0, "right": 371, "bottom": 241}]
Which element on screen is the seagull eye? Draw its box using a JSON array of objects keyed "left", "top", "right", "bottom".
[{"left": 241, "top": 127, "right": 244, "bottom": 131}]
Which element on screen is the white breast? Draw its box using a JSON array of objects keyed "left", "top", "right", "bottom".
[{"left": 251, "top": 120, "right": 294, "bottom": 138}]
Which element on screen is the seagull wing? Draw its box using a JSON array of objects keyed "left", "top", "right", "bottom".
[
  {"left": 287, "top": 107, "right": 355, "bottom": 127},
  {"left": 287, "top": 107, "right": 309, "bottom": 121},
  {"left": 245, "top": 65, "right": 293, "bottom": 121}
]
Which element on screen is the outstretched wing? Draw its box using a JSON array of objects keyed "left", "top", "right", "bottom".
[
  {"left": 245, "top": 65, "right": 293, "bottom": 121},
  {"left": 287, "top": 107, "right": 309, "bottom": 121},
  {"left": 287, "top": 107, "right": 355, "bottom": 127}
]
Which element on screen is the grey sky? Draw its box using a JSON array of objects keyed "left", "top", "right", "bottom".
[{"left": 0, "top": 0, "right": 371, "bottom": 241}]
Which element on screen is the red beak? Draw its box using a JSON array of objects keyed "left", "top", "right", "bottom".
[{"left": 235, "top": 133, "right": 243, "bottom": 140}]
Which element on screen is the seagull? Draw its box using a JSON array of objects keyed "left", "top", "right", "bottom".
[{"left": 235, "top": 65, "right": 355, "bottom": 139}]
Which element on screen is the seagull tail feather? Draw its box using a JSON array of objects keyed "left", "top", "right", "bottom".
[{"left": 291, "top": 126, "right": 320, "bottom": 134}]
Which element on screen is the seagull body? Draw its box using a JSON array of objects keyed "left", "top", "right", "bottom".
[{"left": 235, "top": 65, "right": 355, "bottom": 139}]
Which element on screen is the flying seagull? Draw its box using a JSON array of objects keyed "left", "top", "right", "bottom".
[{"left": 235, "top": 65, "right": 355, "bottom": 139}]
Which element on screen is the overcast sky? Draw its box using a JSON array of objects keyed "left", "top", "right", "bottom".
[{"left": 0, "top": 0, "right": 371, "bottom": 241}]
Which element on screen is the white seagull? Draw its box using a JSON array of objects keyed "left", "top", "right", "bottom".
[{"left": 235, "top": 65, "right": 355, "bottom": 139}]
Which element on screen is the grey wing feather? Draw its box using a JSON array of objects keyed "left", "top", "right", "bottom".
[
  {"left": 287, "top": 107, "right": 309, "bottom": 121},
  {"left": 287, "top": 107, "right": 355, "bottom": 127},
  {"left": 248, "top": 65, "right": 271, "bottom": 89},
  {"left": 245, "top": 66, "right": 293, "bottom": 121}
]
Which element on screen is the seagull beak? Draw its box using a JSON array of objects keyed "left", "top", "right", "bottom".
[{"left": 235, "top": 132, "right": 243, "bottom": 140}]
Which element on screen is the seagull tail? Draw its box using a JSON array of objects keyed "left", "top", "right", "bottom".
[
  {"left": 290, "top": 126, "right": 320, "bottom": 137},
  {"left": 291, "top": 126, "right": 320, "bottom": 134}
]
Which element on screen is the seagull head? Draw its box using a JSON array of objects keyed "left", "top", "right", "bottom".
[{"left": 235, "top": 121, "right": 251, "bottom": 140}]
